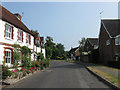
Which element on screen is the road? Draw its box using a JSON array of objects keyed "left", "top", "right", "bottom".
[{"left": 5, "top": 61, "right": 112, "bottom": 88}]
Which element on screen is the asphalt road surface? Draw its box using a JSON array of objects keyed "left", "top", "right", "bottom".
[{"left": 5, "top": 61, "right": 112, "bottom": 88}]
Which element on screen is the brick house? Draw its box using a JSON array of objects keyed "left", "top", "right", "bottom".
[
  {"left": 84, "top": 38, "right": 98, "bottom": 52},
  {"left": 99, "top": 19, "right": 120, "bottom": 64},
  {"left": 68, "top": 47, "right": 80, "bottom": 60},
  {"left": 83, "top": 38, "right": 98, "bottom": 62},
  {"left": 0, "top": 5, "right": 45, "bottom": 67}
]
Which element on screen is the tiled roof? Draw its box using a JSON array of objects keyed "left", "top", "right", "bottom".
[
  {"left": 0, "top": 5, "right": 34, "bottom": 36},
  {"left": 102, "top": 19, "right": 120, "bottom": 37}
]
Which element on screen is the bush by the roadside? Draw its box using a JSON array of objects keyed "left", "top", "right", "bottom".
[
  {"left": 2, "top": 65, "right": 13, "bottom": 79},
  {"left": 2, "top": 59, "right": 50, "bottom": 80}
]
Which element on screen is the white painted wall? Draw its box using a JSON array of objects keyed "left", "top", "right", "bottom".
[
  {"left": 0, "top": 20, "right": 34, "bottom": 67},
  {"left": 42, "top": 48, "right": 46, "bottom": 58},
  {"left": 34, "top": 45, "right": 46, "bottom": 59}
]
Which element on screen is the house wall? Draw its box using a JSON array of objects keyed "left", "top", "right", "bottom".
[
  {"left": 34, "top": 45, "right": 46, "bottom": 59},
  {"left": 0, "top": 20, "right": 34, "bottom": 67},
  {"left": 99, "top": 24, "right": 113, "bottom": 64},
  {"left": 42, "top": 48, "right": 46, "bottom": 58},
  {"left": 75, "top": 48, "right": 80, "bottom": 57},
  {"left": 112, "top": 39, "right": 120, "bottom": 58}
]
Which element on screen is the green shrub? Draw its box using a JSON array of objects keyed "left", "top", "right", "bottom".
[
  {"left": 2, "top": 65, "right": 12, "bottom": 79},
  {"left": 31, "top": 61, "right": 41, "bottom": 68},
  {"left": 31, "top": 61, "right": 36, "bottom": 68},
  {"left": 38, "top": 52, "right": 44, "bottom": 61},
  {"left": 21, "top": 46, "right": 32, "bottom": 68},
  {"left": 35, "top": 61, "right": 41, "bottom": 67},
  {"left": 43, "top": 59, "right": 47, "bottom": 68},
  {"left": 46, "top": 60, "right": 50, "bottom": 67},
  {"left": 40, "top": 64, "right": 43, "bottom": 70}
]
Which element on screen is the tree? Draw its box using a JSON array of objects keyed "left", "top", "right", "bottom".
[
  {"left": 56, "top": 43, "right": 65, "bottom": 57},
  {"left": 78, "top": 37, "right": 86, "bottom": 61},
  {"left": 45, "top": 36, "right": 55, "bottom": 48},
  {"left": 79, "top": 37, "right": 86, "bottom": 52},
  {"left": 46, "top": 47, "right": 52, "bottom": 59},
  {"left": 31, "top": 30, "right": 38, "bottom": 34},
  {"left": 45, "top": 36, "right": 56, "bottom": 59},
  {"left": 45, "top": 36, "right": 68, "bottom": 60},
  {"left": 62, "top": 51, "right": 68, "bottom": 60}
]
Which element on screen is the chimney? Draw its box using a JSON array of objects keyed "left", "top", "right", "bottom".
[
  {"left": 40, "top": 37, "right": 44, "bottom": 43},
  {"left": 14, "top": 13, "right": 21, "bottom": 21}
]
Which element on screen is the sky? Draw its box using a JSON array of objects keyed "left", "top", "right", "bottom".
[{"left": 2, "top": 1, "right": 118, "bottom": 51}]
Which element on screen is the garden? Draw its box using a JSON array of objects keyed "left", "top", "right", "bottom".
[{"left": 2, "top": 44, "right": 49, "bottom": 84}]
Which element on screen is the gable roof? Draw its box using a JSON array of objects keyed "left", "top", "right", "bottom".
[
  {"left": 0, "top": 5, "right": 34, "bottom": 36},
  {"left": 69, "top": 47, "right": 79, "bottom": 53},
  {"left": 87, "top": 38, "right": 98, "bottom": 46},
  {"left": 102, "top": 19, "right": 120, "bottom": 37}
]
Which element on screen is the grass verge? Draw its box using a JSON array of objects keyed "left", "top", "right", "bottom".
[
  {"left": 101, "top": 66, "right": 120, "bottom": 72},
  {"left": 88, "top": 67, "right": 120, "bottom": 87}
]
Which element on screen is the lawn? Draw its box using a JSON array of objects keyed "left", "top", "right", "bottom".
[{"left": 88, "top": 66, "right": 120, "bottom": 87}]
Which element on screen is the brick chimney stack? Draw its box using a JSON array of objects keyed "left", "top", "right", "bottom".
[{"left": 14, "top": 13, "right": 21, "bottom": 21}]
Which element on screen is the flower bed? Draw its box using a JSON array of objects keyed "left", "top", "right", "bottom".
[{"left": 2, "top": 60, "right": 49, "bottom": 85}]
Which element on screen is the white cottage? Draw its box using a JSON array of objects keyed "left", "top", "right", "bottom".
[
  {"left": 0, "top": 5, "right": 45, "bottom": 67},
  {"left": 33, "top": 33, "right": 46, "bottom": 60}
]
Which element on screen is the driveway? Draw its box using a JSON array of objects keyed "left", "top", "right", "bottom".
[{"left": 4, "top": 60, "right": 112, "bottom": 88}]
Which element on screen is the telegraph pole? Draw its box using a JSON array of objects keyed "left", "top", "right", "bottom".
[{"left": 100, "top": 11, "right": 104, "bottom": 20}]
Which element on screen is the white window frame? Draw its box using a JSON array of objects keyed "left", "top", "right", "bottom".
[
  {"left": 115, "top": 35, "right": 120, "bottom": 45},
  {"left": 26, "top": 33, "right": 30, "bottom": 44},
  {"left": 5, "top": 49, "right": 11, "bottom": 64},
  {"left": 106, "top": 40, "right": 110, "bottom": 46},
  {"left": 18, "top": 30, "right": 22, "bottom": 41},
  {"left": 6, "top": 24, "right": 12, "bottom": 39}
]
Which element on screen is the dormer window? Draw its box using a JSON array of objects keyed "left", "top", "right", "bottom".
[{"left": 115, "top": 35, "right": 120, "bottom": 45}]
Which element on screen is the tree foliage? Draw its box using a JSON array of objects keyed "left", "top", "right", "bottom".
[
  {"left": 12, "top": 44, "right": 21, "bottom": 69},
  {"left": 45, "top": 36, "right": 55, "bottom": 59},
  {"left": 78, "top": 37, "right": 86, "bottom": 60},
  {"left": 45, "top": 36, "right": 68, "bottom": 60},
  {"left": 79, "top": 37, "right": 86, "bottom": 52},
  {"left": 21, "top": 46, "right": 32, "bottom": 68}
]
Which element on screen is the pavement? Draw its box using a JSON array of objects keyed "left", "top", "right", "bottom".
[
  {"left": 80, "top": 61, "right": 120, "bottom": 78},
  {"left": 3, "top": 60, "right": 112, "bottom": 88}
]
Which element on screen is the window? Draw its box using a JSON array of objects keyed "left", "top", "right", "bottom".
[
  {"left": 5, "top": 49, "right": 11, "bottom": 63},
  {"left": 106, "top": 40, "right": 110, "bottom": 45},
  {"left": 115, "top": 36, "right": 120, "bottom": 45},
  {"left": 18, "top": 30, "right": 22, "bottom": 41},
  {"left": 26, "top": 33, "right": 31, "bottom": 44},
  {"left": 26, "top": 34, "right": 30, "bottom": 43},
  {"left": 6, "top": 24, "right": 13, "bottom": 39}
]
